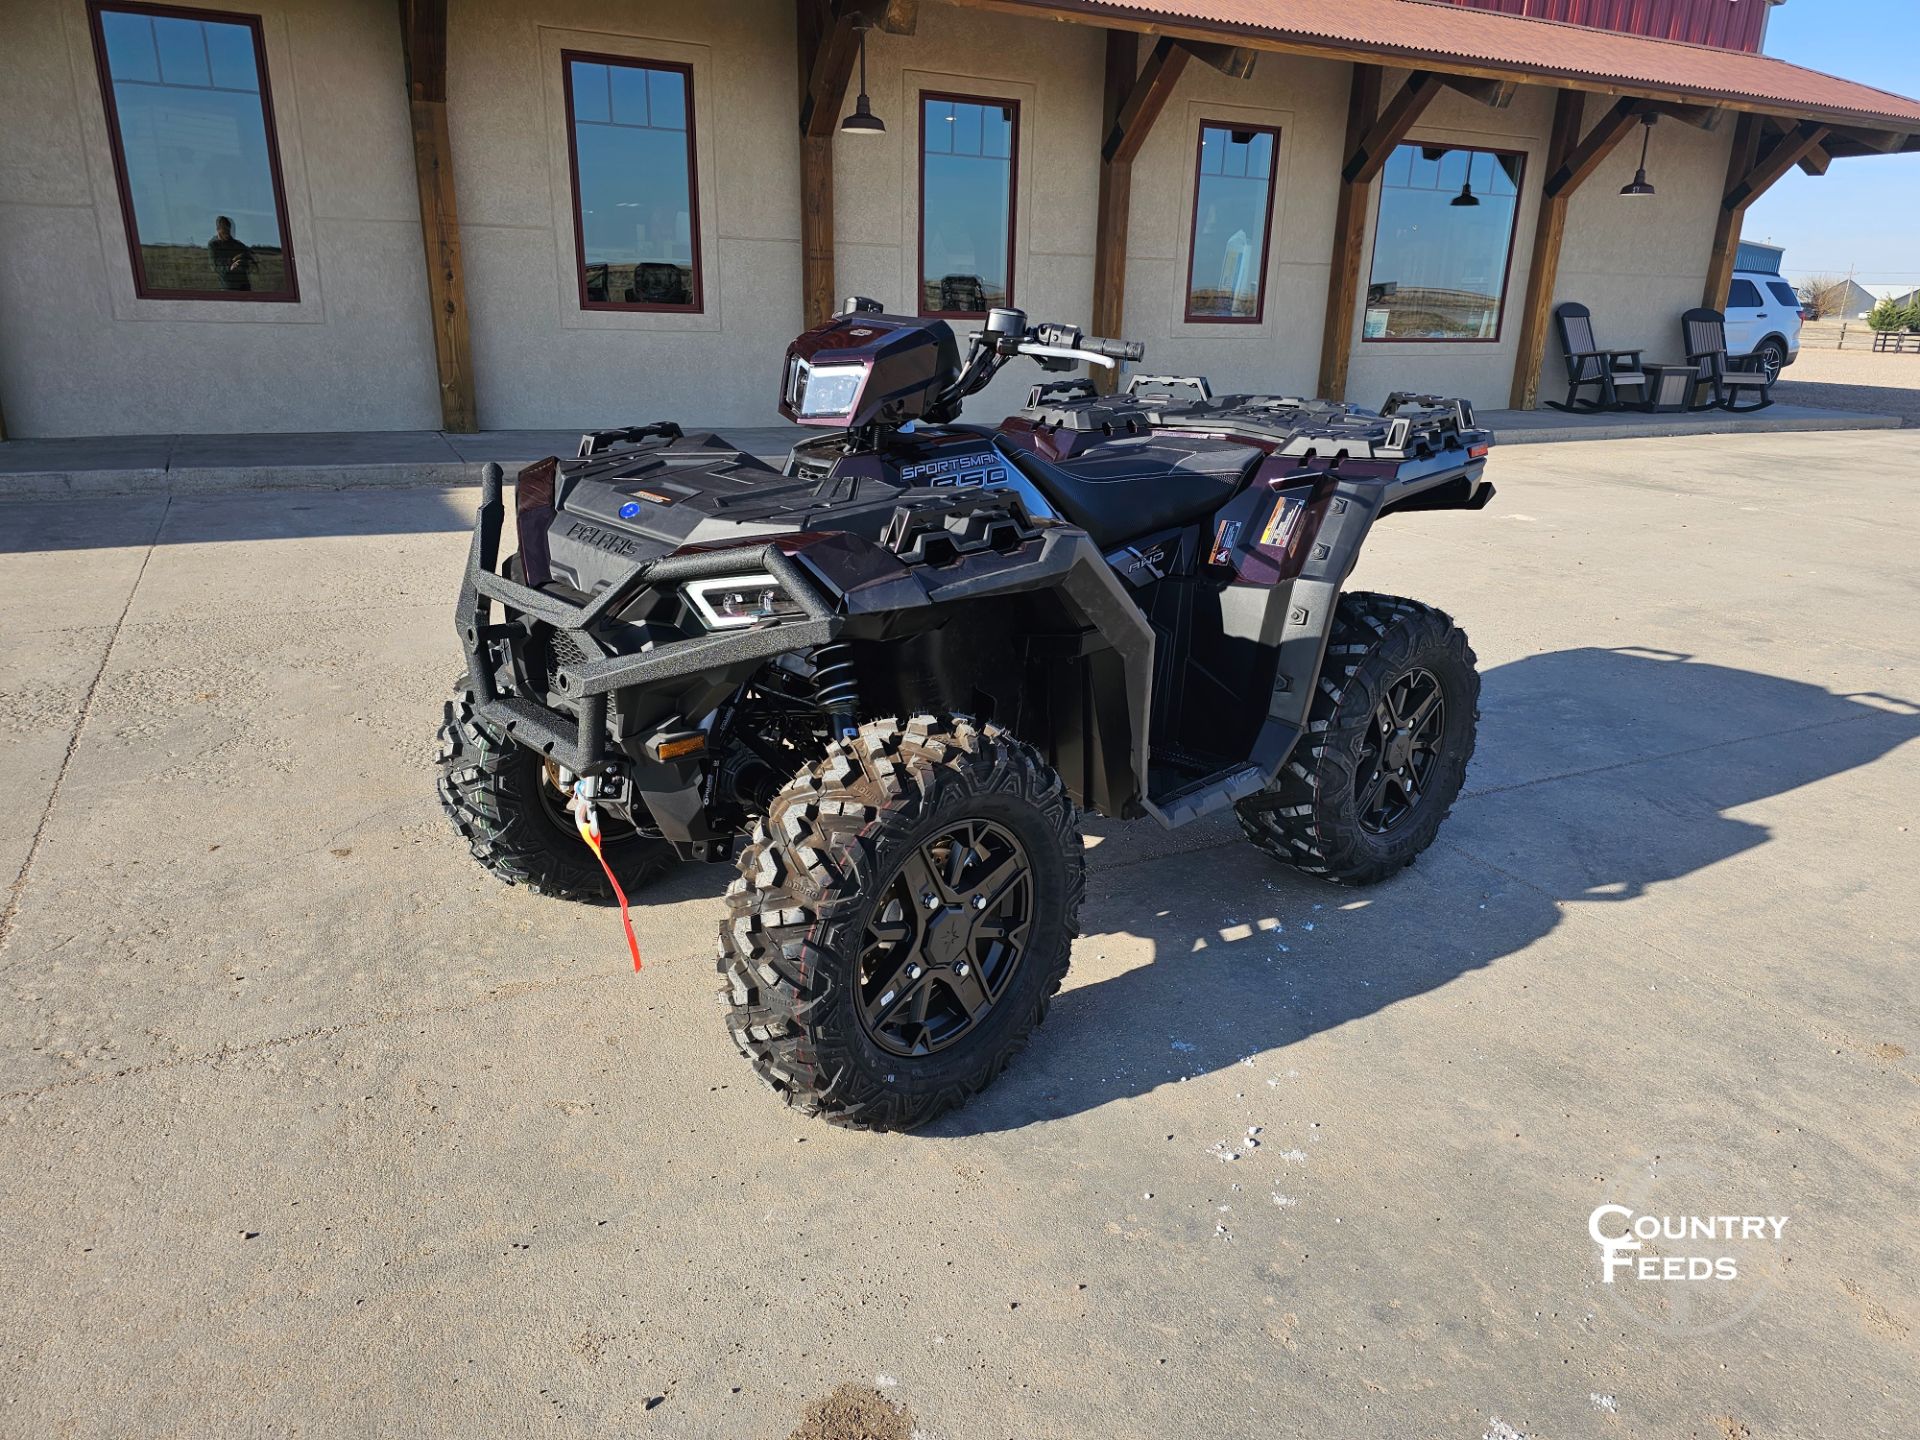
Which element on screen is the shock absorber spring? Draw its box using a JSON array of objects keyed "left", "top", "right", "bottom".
[{"left": 810, "top": 642, "right": 860, "bottom": 739}]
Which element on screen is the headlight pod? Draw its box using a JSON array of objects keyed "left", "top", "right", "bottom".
[
  {"left": 683, "top": 573, "right": 806, "bottom": 630},
  {"left": 788, "top": 360, "right": 868, "bottom": 420}
]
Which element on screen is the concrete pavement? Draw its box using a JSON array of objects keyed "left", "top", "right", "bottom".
[{"left": 1, "top": 429, "right": 1916, "bottom": 1438}]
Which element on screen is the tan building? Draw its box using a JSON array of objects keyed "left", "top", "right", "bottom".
[{"left": 1, "top": 0, "right": 1916, "bottom": 439}]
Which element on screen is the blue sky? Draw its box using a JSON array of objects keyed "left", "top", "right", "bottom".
[{"left": 1745, "top": 0, "right": 1920, "bottom": 284}]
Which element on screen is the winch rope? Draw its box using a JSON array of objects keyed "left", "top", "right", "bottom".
[{"left": 571, "top": 792, "right": 643, "bottom": 972}]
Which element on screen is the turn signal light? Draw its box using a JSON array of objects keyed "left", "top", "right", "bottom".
[{"left": 646, "top": 731, "right": 707, "bottom": 763}]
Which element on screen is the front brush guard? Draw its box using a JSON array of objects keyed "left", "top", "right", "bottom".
[{"left": 456, "top": 462, "right": 841, "bottom": 775}]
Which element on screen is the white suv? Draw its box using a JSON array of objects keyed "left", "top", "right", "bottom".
[{"left": 1723, "top": 271, "right": 1803, "bottom": 381}]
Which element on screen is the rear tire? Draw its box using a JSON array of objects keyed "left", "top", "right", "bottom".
[
  {"left": 436, "top": 683, "right": 676, "bottom": 900},
  {"left": 718, "top": 715, "right": 1083, "bottom": 1131},
  {"left": 1235, "top": 592, "right": 1477, "bottom": 886},
  {"left": 1754, "top": 337, "right": 1788, "bottom": 383}
]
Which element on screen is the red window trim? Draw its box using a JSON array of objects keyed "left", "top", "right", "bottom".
[
  {"left": 561, "top": 50, "right": 704, "bottom": 315},
  {"left": 1362, "top": 140, "right": 1526, "bottom": 346},
  {"left": 917, "top": 90, "right": 1020, "bottom": 321},
  {"left": 1182, "top": 119, "right": 1282, "bottom": 327},
  {"left": 87, "top": 0, "right": 300, "bottom": 303}
]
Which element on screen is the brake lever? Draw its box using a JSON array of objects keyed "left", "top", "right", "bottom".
[{"left": 1017, "top": 342, "right": 1116, "bottom": 368}]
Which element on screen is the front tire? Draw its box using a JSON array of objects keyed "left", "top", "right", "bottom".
[
  {"left": 436, "top": 683, "right": 676, "bottom": 900},
  {"left": 1236, "top": 592, "right": 1477, "bottom": 886},
  {"left": 718, "top": 715, "right": 1083, "bottom": 1131}
]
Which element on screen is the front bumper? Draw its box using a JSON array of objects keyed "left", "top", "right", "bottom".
[{"left": 455, "top": 462, "right": 840, "bottom": 776}]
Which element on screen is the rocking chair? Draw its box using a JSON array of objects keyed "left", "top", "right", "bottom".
[
  {"left": 1548, "top": 302, "right": 1649, "bottom": 412},
  {"left": 1681, "top": 308, "right": 1776, "bottom": 413}
]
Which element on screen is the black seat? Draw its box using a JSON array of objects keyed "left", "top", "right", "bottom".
[{"left": 995, "top": 434, "right": 1258, "bottom": 549}]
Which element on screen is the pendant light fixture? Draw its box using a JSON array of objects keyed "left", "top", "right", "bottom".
[
  {"left": 1450, "top": 178, "right": 1480, "bottom": 208},
  {"left": 1620, "top": 113, "right": 1658, "bottom": 197},
  {"left": 840, "top": 22, "right": 884, "bottom": 135}
]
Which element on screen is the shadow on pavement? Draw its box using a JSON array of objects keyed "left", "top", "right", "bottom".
[
  {"left": 934, "top": 648, "right": 1920, "bottom": 1136},
  {"left": 0, "top": 487, "right": 483, "bottom": 554},
  {"left": 1770, "top": 378, "right": 1918, "bottom": 428}
]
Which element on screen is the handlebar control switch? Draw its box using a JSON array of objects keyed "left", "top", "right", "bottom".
[{"left": 983, "top": 307, "right": 1029, "bottom": 352}]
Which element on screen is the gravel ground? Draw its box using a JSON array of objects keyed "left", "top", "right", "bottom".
[{"left": 1773, "top": 344, "right": 1920, "bottom": 426}]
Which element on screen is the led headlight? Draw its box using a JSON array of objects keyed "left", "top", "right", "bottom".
[
  {"left": 683, "top": 574, "right": 805, "bottom": 630},
  {"left": 788, "top": 360, "right": 868, "bottom": 419}
]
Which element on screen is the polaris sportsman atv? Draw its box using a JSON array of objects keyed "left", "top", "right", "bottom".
[{"left": 439, "top": 298, "right": 1493, "bottom": 1130}]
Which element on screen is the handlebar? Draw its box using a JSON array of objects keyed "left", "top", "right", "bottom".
[
  {"left": 1082, "top": 333, "right": 1146, "bottom": 362},
  {"left": 1031, "top": 321, "right": 1145, "bottom": 363},
  {"left": 936, "top": 307, "right": 1146, "bottom": 416}
]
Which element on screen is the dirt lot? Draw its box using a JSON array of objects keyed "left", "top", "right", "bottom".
[
  {"left": 1772, "top": 343, "right": 1920, "bottom": 426},
  {"left": 1, "top": 428, "right": 1916, "bottom": 1438}
]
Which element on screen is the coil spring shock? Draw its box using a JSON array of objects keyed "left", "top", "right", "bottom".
[{"left": 810, "top": 642, "right": 860, "bottom": 739}]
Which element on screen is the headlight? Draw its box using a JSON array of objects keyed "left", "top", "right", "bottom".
[
  {"left": 791, "top": 361, "right": 867, "bottom": 419},
  {"left": 683, "top": 573, "right": 805, "bottom": 629}
]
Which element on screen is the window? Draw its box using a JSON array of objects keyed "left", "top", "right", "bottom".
[
  {"left": 563, "top": 53, "right": 701, "bottom": 312},
  {"left": 1185, "top": 122, "right": 1280, "bottom": 322},
  {"left": 1766, "top": 281, "right": 1801, "bottom": 310},
  {"left": 1363, "top": 143, "right": 1524, "bottom": 342},
  {"left": 1726, "top": 279, "right": 1764, "bottom": 310},
  {"left": 88, "top": 2, "right": 297, "bottom": 301},
  {"left": 920, "top": 94, "right": 1017, "bottom": 317}
]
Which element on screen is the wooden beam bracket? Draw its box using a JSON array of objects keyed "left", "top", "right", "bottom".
[
  {"left": 1179, "top": 39, "right": 1258, "bottom": 80},
  {"left": 1543, "top": 96, "right": 1644, "bottom": 199},
  {"left": 1724, "top": 120, "right": 1832, "bottom": 210},
  {"left": 1437, "top": 73, "right": 1516, "bottom": 110},
  {"left": 1342, "top": 69, "right": 1439, "bottom": 183},
  {"left": 1101, "top": 36, "right": 1192, "bottom": 163}
]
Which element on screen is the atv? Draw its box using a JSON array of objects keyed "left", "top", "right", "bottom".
[{"left": 439, "top": 298, "right": 1493, "bottom": 1130}]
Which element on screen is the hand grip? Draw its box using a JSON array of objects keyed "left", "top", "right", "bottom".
[{"left": 1079, "top": 334, "right": 1145, "bottom": 362}]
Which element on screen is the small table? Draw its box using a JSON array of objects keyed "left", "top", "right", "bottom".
[{"left": 1643, "top": 364, "right": 1701, "bottom": 414}]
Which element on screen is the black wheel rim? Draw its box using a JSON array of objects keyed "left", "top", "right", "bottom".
[
  {"left": 1356, "top": 667, "right": 1446, "bottom": 836},
  {"left": 857, "top": 819, "right": 1034, "bottom": 1058}
]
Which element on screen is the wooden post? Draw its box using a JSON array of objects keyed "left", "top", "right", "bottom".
[
  {"left": 1505, "top": 95, "right": 1650, "bottom": 409},
  {"left": 1090, "top": 30, "right": 1138, "bottom": 393},
  {"left": 1509, "top": 91, "right": 1588, "bottom": 410},
  {"left": 1702, "top": 114, "right": 1763, "bottom": 311},
  {"left": 399, "top": 0, "right": 476, "bottom": 433},
  {"left": 1314, "top": 65, "right": 1449, "bottom": 399},
  {"left": 1316, "top": 64, "right": 1380, "bottom": 402},
  {"left": 1084, "top": 33, "right": 1212, "bottom": 394},
  {"left": 795, "top": 1, "right": 876, "bottom": 329}
]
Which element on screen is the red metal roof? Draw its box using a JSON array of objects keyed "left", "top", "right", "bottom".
[
  {"left": 1003, "top": 0, "right": 1920, "bottom": 131},
  {"left": 1434, "top": 0, "right": 1772, "bottom": 55}
]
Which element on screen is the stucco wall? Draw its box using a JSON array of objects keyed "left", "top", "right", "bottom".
[
  {"left": 0, "top": 0, "right": 1745, "bottom": 437},
  {"left": 443, "top": 0, "right": 1108, "bottom": 429},
  {"left": 446, "top": 0, "right": 811, "bottom": 431},
  {"left": 1341, "top": 75, "right": 1557, "bottom": 412},
  {"left": 1121, "top": 50, "right": 1349, "bottom": 401},
  {"left": 1555, "top": 96, "right": 1733, "bottom": 374},
  {"left": 831, "top": 5, "right": 1106, "bottom": 423},
  {"left": 0, "top": 0, "right": 440, "bottom": 437}
]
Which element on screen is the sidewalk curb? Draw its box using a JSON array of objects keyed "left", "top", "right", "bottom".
[{"left": 0, "top": 411, "right": 1900, "bottom": 500}]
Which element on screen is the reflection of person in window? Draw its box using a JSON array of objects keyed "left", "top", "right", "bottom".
[{"left": 208, "top": 216, "right": 257, "bottom": 291}]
